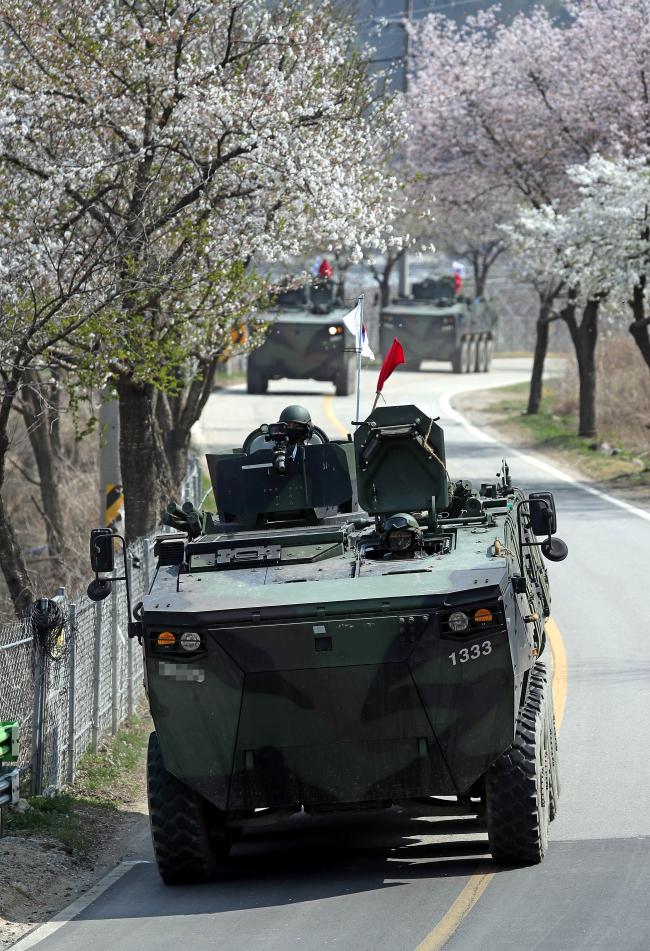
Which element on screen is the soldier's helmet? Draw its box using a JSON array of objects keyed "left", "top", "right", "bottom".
[
  {"left": 280, "top": 404, "right": 312, "bottom": 427},
  {"left": 279, "top": 405, "right": 311, "bottom": 441},
  {"left": 382, "top": 512, "right": 421, "bottom": 553}
]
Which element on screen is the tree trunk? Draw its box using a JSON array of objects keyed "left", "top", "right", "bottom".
[
  {"left": 160, "top": 357, "right": 220, "bottom": 492},
  {"left": 0, "top": 492, "right": 34, "bottom": 616},
  {"left": 21, "top": 378, "right": 66, "bottom": 582},
  {"left": 564, "top": 297, "right": 599, "bottom": 439},
  {"left": 527, "top": 283, "right": 564, "bottom": 416},
  {"left": 628, "top": 281, "right": 650, "bottom": 371},
  {"left": 117, "top": 377, "right": 172, "bottom": 541},
  {"left": 527, "top": 308, "right": 550, "bottom": 416}
]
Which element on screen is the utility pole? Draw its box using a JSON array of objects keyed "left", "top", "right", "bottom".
[
  {"left": 99, "top": 393, "right": 123, "bottom": 532},
  {"left": 397, "top": 0, "right": 413, "bottom": 298}
]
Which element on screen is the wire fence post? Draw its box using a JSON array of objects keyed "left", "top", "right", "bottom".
[
  {"left": 91, "top": 600, "right": 103, "bottom": 752},
  {"left": 67, "top": 602, "right": 77, "bottom": 785},
  {"left": 30, "top": 636, "right": 45, "bottom": 795},
  {"left": 110, "top": 580, "right": 119, "bottom": 734},
  {"left": 126, "top": 557, "right": 134, "bottom": 717}
]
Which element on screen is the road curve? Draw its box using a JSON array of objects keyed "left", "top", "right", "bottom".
[{"left": 14, "top": 359, "right": 650, "bottom": 951}]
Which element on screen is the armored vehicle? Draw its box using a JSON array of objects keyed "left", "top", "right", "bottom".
[
  {"left": 380, "top": 276, "right": 497, "bottom": 373},
  {"left": 88, "top": 403, "right": 567, "bottom": 884},
  {"left": 247, "top": 281, "right": 355, "bottom": 395}
]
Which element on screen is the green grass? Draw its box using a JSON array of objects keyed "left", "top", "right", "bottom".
[
  {"left": 4, "top": 793, "right": 115, "bottom": 853},
  {"left": 485, "top": 382, "right": 648, "bottom": 483},
  {"left": 75, "top": 714, "right": 149, "bottom": 797},
  {"left": 212, "top": 369, "right": 246, "bottom": 388},
  {"left": 3, "top": 713, "right": 150, "bottom": 854}
]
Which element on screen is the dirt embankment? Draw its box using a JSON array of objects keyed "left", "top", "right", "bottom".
[
  {"left": 453, "top": 370, "right": 650, "bottom": 511},
  {"left": 0, "top": 714, "right": 151, "bottom": 950}
]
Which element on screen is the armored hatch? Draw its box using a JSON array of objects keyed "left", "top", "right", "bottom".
[
  {"left": 353, "top": 404, "right": 449, "bottom": 516},
  {"left": 412, "top": 276, "right": 457, "bottom": 305},
  {"left": 206, "top": 442, "right": 355, "bottom": 526}
]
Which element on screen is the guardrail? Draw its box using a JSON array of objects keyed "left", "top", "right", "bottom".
[{"left": 0, "top": 720, "right": 20, "bottom": 833}]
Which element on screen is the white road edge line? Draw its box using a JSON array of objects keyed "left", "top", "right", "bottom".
[
  {"left": 440, "top": 386, "right": 650, "bottom": 524},
  {"left": 9, "top": 861, "right": 151, "bottom": 950}
]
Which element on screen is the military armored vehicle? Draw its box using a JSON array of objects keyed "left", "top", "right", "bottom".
[
  {"left": 247, "top": 281, "right": 355, "bottom": 395},
  {"left": 380, "top": 276, "right": 497, "bottom": 373},
  {"left": 87, "top": 403, "right": 567, "bottom": 884}
]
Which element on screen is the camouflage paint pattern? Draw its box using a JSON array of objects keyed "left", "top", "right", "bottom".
[
  {"left": 141, "top": 404, "right": 552, "bottom": 818},
  {"left": 380, "top": 283, "right": 497, "bottom": 369},
  {"left": 249, "top": 310, "right": 354, "bottom": 387}
]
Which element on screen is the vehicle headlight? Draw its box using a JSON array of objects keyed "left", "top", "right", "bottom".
[
  {"left": 448, "top": 611, "right": 469, "bottom": 633},
  {"left": 179, "top": 631, "right": 202, "bottom": 652},
  {"left": 328, "top": 325, "right": 343, "bottom": 336}
]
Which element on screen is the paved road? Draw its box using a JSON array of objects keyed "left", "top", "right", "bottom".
[{"left": 16, "top": 359, "right": 650, "bottom": 951}]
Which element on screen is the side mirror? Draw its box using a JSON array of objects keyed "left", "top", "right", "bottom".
[
  {"left": 541, "top": 536, "right": 568, "bottom": 562},
  {"left": 529, "top": 492, "right": 557, "bottom": 536},
  {"left": 87, "top": 577, "right": 113, "bottom": 601},
  {"left": 90, "top": 528, "right": 115, "bottom": 573}
]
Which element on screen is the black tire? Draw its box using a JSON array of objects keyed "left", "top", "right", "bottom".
[
  {"left": 476, "top": 338, "right": 487, "bottom": 372},
  {"left": 147, "top": 732, "right": 227, "bottom": 885},
  {"left": 334, "top": 359, "right": 355, "bottom": 396},
  {"left": 468, "top": 337, "right": 478, "bottom": 373},
  {"left": 246, "top": 363, "right": 268, "bottom": 395},
  {"left": 452, "top": 339, "right": 470, "bottom": 374},
  {"left": 483, "top": 337, "right": 493, "bottom": 372},
  {"left": 486, "top": 663, "right": 551, "bottom": 865}
]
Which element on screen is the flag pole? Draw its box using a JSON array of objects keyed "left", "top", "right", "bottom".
[{"left": 354, "top": 294, "right": 364, "bottom": 427}]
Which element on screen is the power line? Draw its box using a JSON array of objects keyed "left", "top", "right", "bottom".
[{"left": 377, "top": 0, "right": 485, "bottom": 21}]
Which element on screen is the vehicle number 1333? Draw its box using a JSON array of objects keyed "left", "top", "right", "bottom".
[{"left": 449, "top": 641, "right": 492, "bottom": 665}]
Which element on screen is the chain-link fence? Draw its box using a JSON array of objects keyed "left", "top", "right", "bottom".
[{"left": 0, "top": 457, "right": 201, "bottom": 796}]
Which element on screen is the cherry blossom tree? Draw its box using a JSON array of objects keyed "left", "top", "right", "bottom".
[
  {"left": 1, "top": 0, "right": 406, "bottom": 539},
  {"left": 406, "top": 7, "right": 598, "bottom": 414},
  {"left": 507, "top": 154, "right": 650, "bottom": 435},
  {"left": 0, "top": 169, "right": 118, "bottom": 613}
]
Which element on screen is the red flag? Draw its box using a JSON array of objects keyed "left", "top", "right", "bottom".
[{"left": 376, "top": 338, "right": 405, "bottom": 394}]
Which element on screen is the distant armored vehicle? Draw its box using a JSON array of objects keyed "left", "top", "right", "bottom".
[
  {"left": 88, "top": 403, "right": 567, "bottom": 884},
  {"left": 247, "top": 281, "right": 354, "bottom": 395},
  {"left": 380, "top": 276, "right": 497, "bottom": 372}
]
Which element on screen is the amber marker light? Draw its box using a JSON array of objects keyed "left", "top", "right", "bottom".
[
  {"left": 474, "top": 608, "right": 493, "bottom": 624},
  {"left": 157, "top": 631, "right": 176, "bottom": 647}
]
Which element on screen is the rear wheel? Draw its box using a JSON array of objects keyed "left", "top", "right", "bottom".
[
  {"left": 486, "top": 663, "right": 551, "bottom": 865},
  {"left": 147, "top": 732, "right": 229, "bottom": 885},
  {"left": 246, "top": 363, "right": 268, "bottom": 394},
  {"left": 467, "top": 337, "right": 478, "bottom": 373},
  {"left": 334, "top": 359, "right": 355, "bottom": 396},
  {"left": 476, "top": 338, "right": 487, "bottom": 372},
  {"left": 483, "top": 337, "right": 493, "bottom": 372}
]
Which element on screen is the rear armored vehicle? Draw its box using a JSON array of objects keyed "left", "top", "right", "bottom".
[
  {"left": 380, "top": 276, "right": 497, "bottom": 373},
  {"left": 88, "top": 403, "right": 567, "bottom": 884},
  {"left": 247, "top": 279, "right": 354, "bottom": 395}
]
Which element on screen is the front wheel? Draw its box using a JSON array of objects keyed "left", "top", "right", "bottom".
[
  {"left": 452, "top": 339, "right": 469, "bottom": 374},
  {"left": 147, "top": 732, "right": 229, "bottom": 885},
  {"left": 486, "top": 663, "right": 552, "bottom": 865},
  {"left": 334, "top": 359, "right": 355, "bottom": 396},
  {"left": 246, "top": 363, "right": 268, "bottom": 395}
]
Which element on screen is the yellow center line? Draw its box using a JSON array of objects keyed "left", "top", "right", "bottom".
[
  {"left": 413, "top": 873, "right": 496, "bottom": 951},
  {"left": 323, "top": 394, "right": 349, "bottom": 438},
  {"left": 322, "top": 391, "right": 570, "bottom": 951}
]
